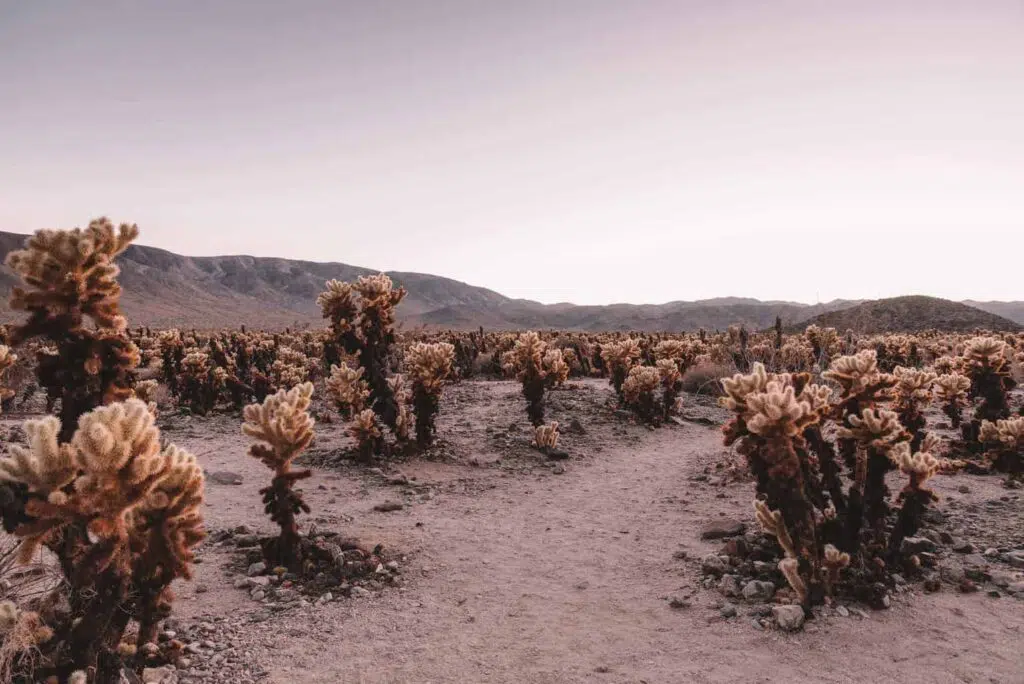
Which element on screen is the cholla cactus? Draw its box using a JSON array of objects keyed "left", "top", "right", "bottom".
[
  {"left": 405, "top": 342, "right": 455, "bottom": 447},
  {"left": 5, "top": 219, "right": 141, "bottom": 442},
  {"left": 532, "top": 422, "right": 560, "bottom": 451},
  {"left": 319, "top": 275, "right": 406, "bottom": 448},
  {"left": 824, "top": 350, "right": 896, "bottom": 472},
  {"left": 177, "top": 349, "right": 222, "bottom": 415},
  {"left": 326, "top": 363, "right": 370, "bottom": 418},
  {"left": 242, "top": 383, "right": 315, "bottom": 570},
  {"left": 656, "top": 358, "right": 682, "bottom": 420},
  {"left": 805, "top": 325, "right": 840, "bottom": 365},
  {"left": 978, "top": 417, "right": 1024, "bottom": 475},
  {"left": 0, "top": 399, "right": 204, "bottom": 680},
  {"left": 349, "top": 409, "right": 384, "bottom": 463},
  {"left": 542, "top": 349, "right": 569, "bottom": 388},
  {"left": 888, "top": 441, "right": 941, "bottom": 550},
  {"left": 507, "top": 332, "right": 550, "bottom": 426},
  {"left": 387, "top": 374, "right": 413, "bottom": 442},
  {"left": 933, "top": 372, "right": 971, "bottom": 429},
  {"left": 960, "top": 336, "right": 1016, "bottom": 445},
  {"left": 622, "top": 365, "right": 661, "bottom": 424},
  {"left": 601, "top": 338, "right": 641, "bottom": 397},
  {"left": 891, "top": 367, "right": 936, "bottom": 450},
  {"left": 0, "top": 346, "right": 17, "bottom": 409},
  {"left": 721, "top": 361, "right": 936, "bottom": 609}
]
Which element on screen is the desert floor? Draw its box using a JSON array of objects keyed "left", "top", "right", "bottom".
[{"left": 46, "top": 379, "right": 1023, "bottom": 684}]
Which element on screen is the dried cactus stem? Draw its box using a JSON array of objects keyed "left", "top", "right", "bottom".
[{"left": 412, "top": 385, "right": 440, "bottom": 447}]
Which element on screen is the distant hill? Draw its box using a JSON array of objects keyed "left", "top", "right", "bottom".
[
  {"left": 792, "top": 296, "right": 1022, "bottom": 333},
  {"left": 963, "top": 301, "right": 1024, "bottom": 326},
  {"left": 0, "top": 231, "right": 1018, "bottom": 332}
]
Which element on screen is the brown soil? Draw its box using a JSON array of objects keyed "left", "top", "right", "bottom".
[{"left": 11, "top": 379, "right": 1024, "bottom": 683}]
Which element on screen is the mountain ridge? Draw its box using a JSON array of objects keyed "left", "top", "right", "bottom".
[{"left": 0, "top": 230, "right": 1020, "bottom": 331}]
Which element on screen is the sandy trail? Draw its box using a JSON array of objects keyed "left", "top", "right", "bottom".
[{"left": 167, "top": 380, "right": 1022, "bottom": 684}]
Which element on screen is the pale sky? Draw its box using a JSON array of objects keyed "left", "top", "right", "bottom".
[{"left": 1, "top": 1, "right": 1022, "bottom": 304}]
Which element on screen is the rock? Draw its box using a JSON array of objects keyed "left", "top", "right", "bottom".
[
  {"left": 351, "top": 586, "right": 372, "bottom": 598},
  {"left": 250, "top": 589, "right": 266, "bottom": 601},
  {"left": 244, "top": 576, "right": 270, "bottom": 588},
  {"left": 984, "top": 547, "right": 1000, "bottom": 558},
  {"left": 208, "top": 471, "right": 244, "bottom": 486},
  {"left": 546, "top": 449, "right": 570, "bottom": 461},
  {"left": 718, "top": 575, "right": 741, "bottom": 598},
  {"left": 939, "top": 563, "right": 965, "bottom": 584},
  {"left": 1005, "top": 552, "right": 1024, "bottom": 569},
  {"left": 957, "top": 484, "right": 970, "bottom": 494},
  {"left": 373, "top": 502, "right": 404, "bottom": 512},
  {"left": 719, "top": 602, "right": 738, "bottom": 618},
  {"left": 567, "top": 418, "right": 586, "bottom": 435},
  {"left": 246, "top": 562, "right": 267, "bottom": 577},
  {"left": 234, "top": 534, "right": 261, "bottom": 548},
  {"left": 141, "top": 666, "right": 177, "bottom": 684},
  {"left": 668, "top": 596, "right": 691, "bottom": 609},
  {"left": 742, "top": 580, "right": 775, "bottom": 601},
  {"left": 991, "top": 571, "right": 1016, "bottom": 588},
  {"left": 1007, "top": 582, "right": 1024, "bottom": 595},
  {"left": 700, "top": 519, "right": 747, "bottom": 540},
  {"left": 900, "top": 537, "right": 937, "bottom": 554},
  {"left": 701, "top": 554, "right": 728, "bottom": 577},
  {"left": 953, "top": 541, "right": 976, "bottom": 554},
  {"left": 772, "top": 605, "right": 805, "bottom": 632},
  {"left": 836, "top": 605, "right": 849, "bottom": 617},
  {"left": 552, "top": 464, "right": 566, "bottom": 475}
]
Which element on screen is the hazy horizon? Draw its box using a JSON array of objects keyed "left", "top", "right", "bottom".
[{"left": 3, "top": 1, "right": 1022, "bottom": 304}]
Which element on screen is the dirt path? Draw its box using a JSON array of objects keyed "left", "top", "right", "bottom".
[{"left": 168, "top": 380, "right": 1023, "bottom": 684}]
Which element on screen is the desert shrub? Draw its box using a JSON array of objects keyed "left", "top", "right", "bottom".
[
  {"left": 622, "top": 365, "right": 660, "bottom": 423},
  {"left": 679, "top": 361, "right": 732, "bottom": 395},
  {"left": 242, "top": 382, "right": 315, "bottom": 570},
  {"left": 721, "top": 362, "right": 953, "bottom": 610}
]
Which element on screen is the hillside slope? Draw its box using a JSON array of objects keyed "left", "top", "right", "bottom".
[
  {"left": 0, "top": 231, "right": 1017, "bottom": 332},
  {"left": 793, "top": 296, "right": 1022, "bottom": 333}
]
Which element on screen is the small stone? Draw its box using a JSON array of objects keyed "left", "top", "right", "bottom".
[
  {"left": 718, "top": 575, "right": 741, "bottom": 598},
  {"left": 141, "top": 665, "right": 177, "bottom": 684},
  {"left": 668, "top": 596, "right": 691, "bottom": 609},
  {"left": 247, "top": 562, "right": 267, "bottom": 577},
  {"left": 567, "top": 418, "right": 586, "bottom": 434},
  {"left": 1007, "top": 582, "right": 1024, "bottom": 595},
  {"left": 984, "top": 547, "right": 1000, "bottom": 558},
  {"left": 700, "top": 519, "right": 747, "bottom": 540},
  {"left": 234, "top": 534, "right": 261, "bottom": 548},
  {"left": 953, "top": 541, "right": 975, "bottom": 554},
  {"left": 958, "top": 579, "right": 979, "bottom": 593},
  {"left": 772, "top": 605, "right": 805, "bottom": 632},
  {"left": 552, "top": 464, "right": 566, "bottom": 475},
  {"left": 741, "top": 580, "right": 775, "bottom": 601},
  {"left": 374, "top": 502, "right": 404, "bottom": 512},
  {"left": 245, "top": 576, "right": 270, "bottom": 588},
  {"left": 987, "top": 590, "right": 1002, "bottom": 598},
  {"left": 900, "top": 537, "right": 937, "bottom": 554},
  {"left": 351, "top": 586, "right": 372, "bottom": 598},
  {"left": 250, "top": 589, "right": 266, "bottom": 601},
  {"left": 701, "top": 554, "right": 728, "bottom": 577},
  {"left": 957, "top": 484, "right": 970, "bottom": 494},
  {"left": 672, "top": 549, "right": 688, "bottom": 560},
  {"left": 1005, "top": 552, "right": 1024, "bottom": 569},
  {"left": 719, "top": 602, "right": 738, "bottom": 618},
  {"left": 208, "top": 471, "right": 244, "bottom": 485},
  {"left": 159, "top": 630, "right": 177, "bottom": 641},
  {"left": 836, "top": 605, "right": 849, "bottom": 617},
  {"left": 991, "top": 571, "right": 1015, "bottom": 588}
]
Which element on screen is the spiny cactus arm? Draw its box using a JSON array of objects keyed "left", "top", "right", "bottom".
[
  {"left": 0, "top": 416, "right": 77, "bottom": 495},
  {"left": 753, "top": 499, "right": 796, "bottom": 558},
  {"left": 778, "top": 557, "right": 808, "bottom": 604}
]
